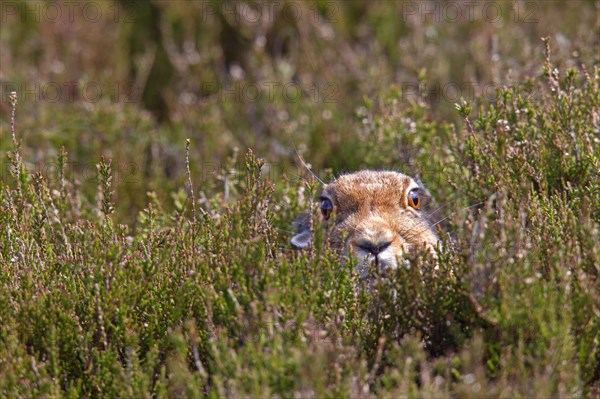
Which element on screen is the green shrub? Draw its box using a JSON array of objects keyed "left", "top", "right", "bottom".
[
  {"left": 2, "top": 50, "right": 599, "bottom": 397},
  {"left": 1, "top": 2, "right": 599, "bottom": 395}
]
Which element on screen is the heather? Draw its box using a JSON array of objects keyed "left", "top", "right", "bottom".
[{"left": 0, "top": 1, "right": 598, "bottom": 397}]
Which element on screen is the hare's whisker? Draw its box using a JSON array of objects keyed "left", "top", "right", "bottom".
[
  {"left": 292, "top": 142, "right": 325, "bottom": 185},
  {"left": 424, "top": 199, "right": 458, "bottom": 218}
]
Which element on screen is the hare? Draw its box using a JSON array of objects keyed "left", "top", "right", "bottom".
[{"left": 291, "top": 171, "right": 439, "bottom": 277}]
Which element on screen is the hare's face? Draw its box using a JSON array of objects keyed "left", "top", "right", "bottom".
[{"left": 291, "top": 171, "right": 438, "bottom": 276}]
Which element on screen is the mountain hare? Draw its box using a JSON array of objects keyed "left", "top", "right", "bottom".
[{"left": 291, "top": 171, "right": 439, "bottom": 277}]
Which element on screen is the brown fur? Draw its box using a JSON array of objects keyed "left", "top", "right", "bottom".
[{"left": 291, "top": 171, "right": 438, "bottom": 276}]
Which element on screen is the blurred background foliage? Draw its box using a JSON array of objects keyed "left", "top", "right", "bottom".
[{"left": 1, "top": 0, "right": 598, "bottom": 224}]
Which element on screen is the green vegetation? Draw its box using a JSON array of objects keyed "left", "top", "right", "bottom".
[{"left": 1, "top": 1, "right": 599, "bottom": 397}]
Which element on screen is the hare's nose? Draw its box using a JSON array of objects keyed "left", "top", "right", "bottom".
[{"left": 357, "top": 240, "right": 392, "bottom": 256}]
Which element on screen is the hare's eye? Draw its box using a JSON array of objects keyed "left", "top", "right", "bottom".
[
  {"left": 321, "top": 198, "right": 333, "bottom": 219},
  {"left": 407, "top": 189, "right": 420, "bottom": 209}
]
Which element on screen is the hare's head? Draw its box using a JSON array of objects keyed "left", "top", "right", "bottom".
[{"left": 291, "top": 171, "right": 438, "bottom": 276}]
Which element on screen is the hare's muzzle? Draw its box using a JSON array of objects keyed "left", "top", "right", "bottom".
[{"left": 355, "top": 239, "right": 392, "bottom": 256}]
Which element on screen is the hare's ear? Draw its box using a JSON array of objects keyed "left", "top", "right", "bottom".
[
  {"left": 290, "top": 210, "right": 311, "bottom": 249},
  {"left": 291, "top": 229, "right": 311, "bottom": 249}
]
